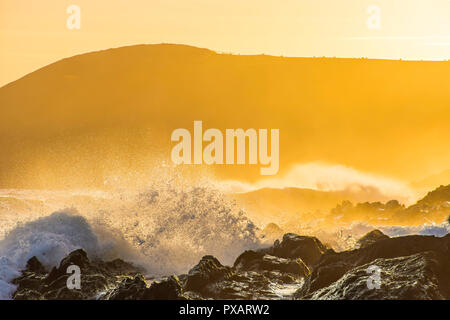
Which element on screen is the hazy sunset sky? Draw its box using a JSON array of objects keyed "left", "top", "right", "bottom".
[{"left": 1, "top": 0, "right": 449, "bottom": 87}]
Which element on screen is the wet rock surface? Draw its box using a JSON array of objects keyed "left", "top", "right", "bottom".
[
  {"left": 105, "top": 274, "right": 185, "bottom": 300},
  {"left": 12, "top": 249, "right": 144, "bottom": 300},
  {"left": 295, "top": 234, "right": 450, "bottom": 299},
  {"left": 181, "top": 250, "right": 307, "bottom": 299},
  {"left": 11, "top": 232, "right": 450, "bottom": 300},
  {"left": 234, "top": 250, "right": 310, "bottom": 277},
  {"left": 265, "top": 233, "right": 328, "bottom": 267},
  {"left": 301, "top": 252, "right": 446, "bottom": 300},
  {"left": 183, "top": 255, "right": 234, "bottom": 293},
  {"left": 354, "top": 229, "right": 390, "bottom": 249}
]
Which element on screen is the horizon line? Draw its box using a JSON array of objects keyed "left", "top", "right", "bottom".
[{"left": 1, "top": 42, "right": 449, "bottom": 89}]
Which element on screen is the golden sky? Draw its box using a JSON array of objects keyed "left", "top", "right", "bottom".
[{"left": 1, "top": 0, "right": 449, "bottom": 87}]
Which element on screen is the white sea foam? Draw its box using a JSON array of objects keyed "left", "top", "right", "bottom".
[
  {"left": 0, "top": 183, "right": 261, "bottom": 299},
  {"left": 0, "top": 210, "right": 106, "bottom": 299},
  {"left": 0, "top": 174, "right": 446, "bottom": 300},
  {"left": 380, "top": 224, "right": 450, "bottom": 238}
]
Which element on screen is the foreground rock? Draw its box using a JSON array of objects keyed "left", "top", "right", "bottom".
[
  {"left": 180, "top": 252, "right": 308, "bottom": 299},
  {"left": 234, "top": 251, "right": 309, "bottom": 276},
  {"left": 177, "top": 235, "right": 322, "bottom": 299},
  {"left": 105, "top": 275, "right": 185, "bottom": 300},
  {"left": 13, "top": 249, "right": 144, "bottom": 300},
  {"left": 11, "top": 232, "right": 450, "bottom": 300},
  {"left": 265, "top": 233, "right": 328, "bottom": 267},
  {"left": 183, "top": 256, "right": 234, "bottom": 293},
  {"left": 354, "top": 229, "right": 389, "bottom": 249},
  {"left": 295, "top": 233, "right": 450, "bottom": 299},
  {"left": 302, "top": 252, "right": 446, "bottom": 300}
]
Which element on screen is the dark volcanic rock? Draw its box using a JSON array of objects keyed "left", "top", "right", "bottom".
[
  {"left": 183, "top": 255, "right": 234, "bottom": 293},
  {"left": 13, "top": 289, "right": 44, "bottom": 300},
  {"left": 303, "top": 252, "right": 446, "bottom": 300},
  {"left": 355, "top": 229, "right": 389, "bottom": 249},
  {"left": 45, "top": 249, "right": 91, "bottom": 284},
  {"left": 296, "top": 234, "right": 450, "bottom": 299},
  {"left": 13, "top": 249, "right": 143, "bottom": 300},
  {"left": 181, "top": 248, "right": 310, "bottom": 300},
  {"left": 108, "top": 275, "right": 185, "bottom": 300},
  {"left": 145, "top": 275, "right": 184, "bottom": 300},
  {"left": 267, "top": 233, "right": 328, "bottom": 266},
  {"left": 107, "top": 275, "right": 148, "bottom": 300},
  {"left": 32, "top": 233, "right": 324, "bottom": 300},
  {"left": 11, "top": 232, "right": 450, "bottom": 300},
  {"left": 194, "top": 270, "right": 303, "bottom": 299},
  {"left": 234, "top": 250, "right": 310, "bottom": 277},
  {"left": 25, "top": 256, "right": 47, "bottom": 274}
]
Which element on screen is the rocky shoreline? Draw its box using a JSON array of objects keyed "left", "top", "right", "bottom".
[{"left": 11, "top": 231, "right": 450, "bottom": 300}]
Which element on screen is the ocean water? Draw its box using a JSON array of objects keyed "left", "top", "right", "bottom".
[
  {"left": 0, "top": 182, "right": 261, "bottom": 299},
  {"left": 0, "top": 180, "right": 448, "bottom": 300}
]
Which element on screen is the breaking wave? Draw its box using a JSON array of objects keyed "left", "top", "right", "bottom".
[{"left": 0, "top": 182, "right": 261, "bottom": 299}]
